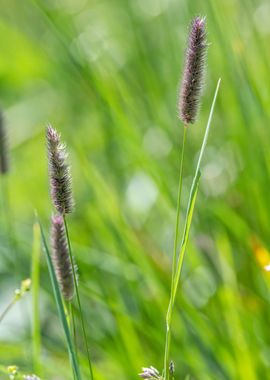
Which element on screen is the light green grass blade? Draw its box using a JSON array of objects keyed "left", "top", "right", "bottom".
[
  {"left": 38, "top": 220, "right": 81, "bottom": 380},
  {"left": 172, "top": 78, "right": 221, "bottom": 303},
  {"left": 164, "top": 79, "right": 221, "bottom": 379},
  {"left": 63, "top": 216, "right": 94, "bottom": 380},
  {"left": 31, "top": 220, "right": 41, "bottom": 374},
  {"left": 171, "top": 175, "right": 200, "bottom": 303}
]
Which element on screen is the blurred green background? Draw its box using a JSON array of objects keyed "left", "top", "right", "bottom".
[{"left": 1, "top": 0, "right": 270, "bottom": 379}]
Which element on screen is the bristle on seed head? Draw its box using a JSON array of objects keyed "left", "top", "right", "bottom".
[
  {"left": 179, "top": 16, "right": 207, "bottom": 125},
  {"left": 46, "top": 125, "right": 74, "bottom": 214},
  {"left": 51, "top": 214, "right": 75, "bottom": 301}
]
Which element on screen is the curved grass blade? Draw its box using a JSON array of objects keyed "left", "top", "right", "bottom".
[
  {"left": 38, "top": 219, "right": 81, "bottom": 380},
  {"left": 172, "top": 78, "right": 221, "bottom": 302},
  {"left": 164, "top": 79, "right": 221, "bottom": 377}
]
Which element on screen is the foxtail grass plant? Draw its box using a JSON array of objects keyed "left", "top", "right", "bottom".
[
  {"left": 139, "top": 18, "right": 220, "bottom": 380},
  {"left": 163, "top": 16, "right": 208, "bottom": 380},
  {"left": 131, "top": 16, "right": 222, "bottom": 380},
  {"left": 46, "top": 125, "right": 94, "bottom": 380}
]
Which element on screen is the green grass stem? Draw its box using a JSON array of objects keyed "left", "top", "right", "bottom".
[
  {"left": 163, "top": 79, "right": 221, "bottom": 380},
  {"left": 0, "top": 298, "right": 16, "bottom": 324},
  {"left": 31, "top": 220, "right": 41, "bottom": 374},
  {"left": 63, "top": 215, "right": 94, "bottom": 380},
  {"left": 171, "top": 125, "right": 188, "bottom": 282}
]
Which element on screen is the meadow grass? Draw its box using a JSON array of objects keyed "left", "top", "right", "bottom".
[{"left": 0, "top": 0, "right": 270, "bottom": 379}]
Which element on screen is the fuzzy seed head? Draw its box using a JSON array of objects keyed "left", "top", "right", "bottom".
[
  {"left": 179, "top": 16, "right": 207, "bottom": 124},
  {"left": 47, "top": 125, "right": 74, "bottom": 214},
  {"left": 0, "top": 111, "right": 9, "bottom": 174},
  {"left": 51, "top": 214, "right": 75, "bottom": 301}
]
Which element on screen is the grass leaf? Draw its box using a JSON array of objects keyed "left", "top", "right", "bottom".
[
  {"left": 38, "top": 219, "right": 81, "bottom": 380},
  {"left": 172, "top": 78, "right": 221, "bottom": 303},
  {"left": 31, "top": 220, "right": 41, "bottom": 374},
  {"left": 164, "top": 79, "right": 221, "bottom": 377}
]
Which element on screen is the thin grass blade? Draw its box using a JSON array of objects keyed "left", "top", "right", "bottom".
[
  {"left": 31, "top": 221, "right": 41, "bottom": 374},
  {"left": 38, "top": 219, "right": 81, "bottom": 380},
  {"left": 172, "top": 78, "right": 221, "bottom": 301},
  {"left": 164, "top": 79, "right": 221, "bottom": 378}
]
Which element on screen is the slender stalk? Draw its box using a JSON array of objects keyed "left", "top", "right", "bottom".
[
  {"left": 63, "top": 216, "right": 94, "bottom": 380},
  {"left": 71, "top": 304, "right": 77, "bottom": 353},
  {"left": 31, "top": 221, "right": 41, "bottom": 374},
  {"left": 68, "top": 302, "right": 72, "bottom": 325},
  {"left": 67, "top": 301, "right": 76, "bottom": 350},
  {"left": 171, "top": 126, "right": 188, "bottom": 284},
  {"left": 65, "top": 301, "right": 76, "bottom": 380},
  {"left": 163, "top": 126, "right": 187, "bottom": 379},
  {"left": 0, "top": 299, "right": 16, "bottom": 324},
  {"left": 65, "top": 301, "right": 71, "bottom": 327},
  {"left": 163, "top": 79, "right": 221, "bottom": 380}
]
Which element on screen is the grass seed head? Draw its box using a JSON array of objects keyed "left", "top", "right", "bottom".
[
  {"left": 179, "top": 16, "right": 207, "bottom": 125},
  {"left": 46, "top": 125, "right": 74, "bottom": 214},
  {"left": 51, "top": 214, "right": 75, "bottom": 301}
]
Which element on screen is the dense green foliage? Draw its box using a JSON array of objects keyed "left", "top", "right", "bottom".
[{"left": 1, "top": 0, "right": 270, "bottom": 379}]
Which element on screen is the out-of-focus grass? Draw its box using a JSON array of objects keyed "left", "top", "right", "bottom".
[{"left": 1, "top": 0, "right": 270, "bottom": 379}]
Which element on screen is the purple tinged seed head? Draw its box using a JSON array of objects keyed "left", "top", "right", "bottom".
[
  {"left": 0, "top": 111, "right": 9, "bottom": 174},
  {"left": 46, "top": 125, "right": 74, "bottom": 214},
  {"left": 51, "top": 214, "right": 75, "bottom": 301},
  {"left": 179, "top": 16, "right": 207, "bottom": 125}
]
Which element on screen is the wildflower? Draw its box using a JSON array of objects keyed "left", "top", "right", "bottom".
[
  {"left": 46, "top": 125, "right": 74, "bottom": 214},
  {"left": 14, "top": 279, "right": 31, "bottom": 301},
  {"left": 179, "top": 16, "right": 207, "bottom": 124},
  {"left": 7, "top": 366, "right": 18, "bottom": 380},
  {"left": 51, "top": 214, "right": 75, "bottom": 301},
  {"left": 139, "top": 366, "right": 162, "bottom": 379}
]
